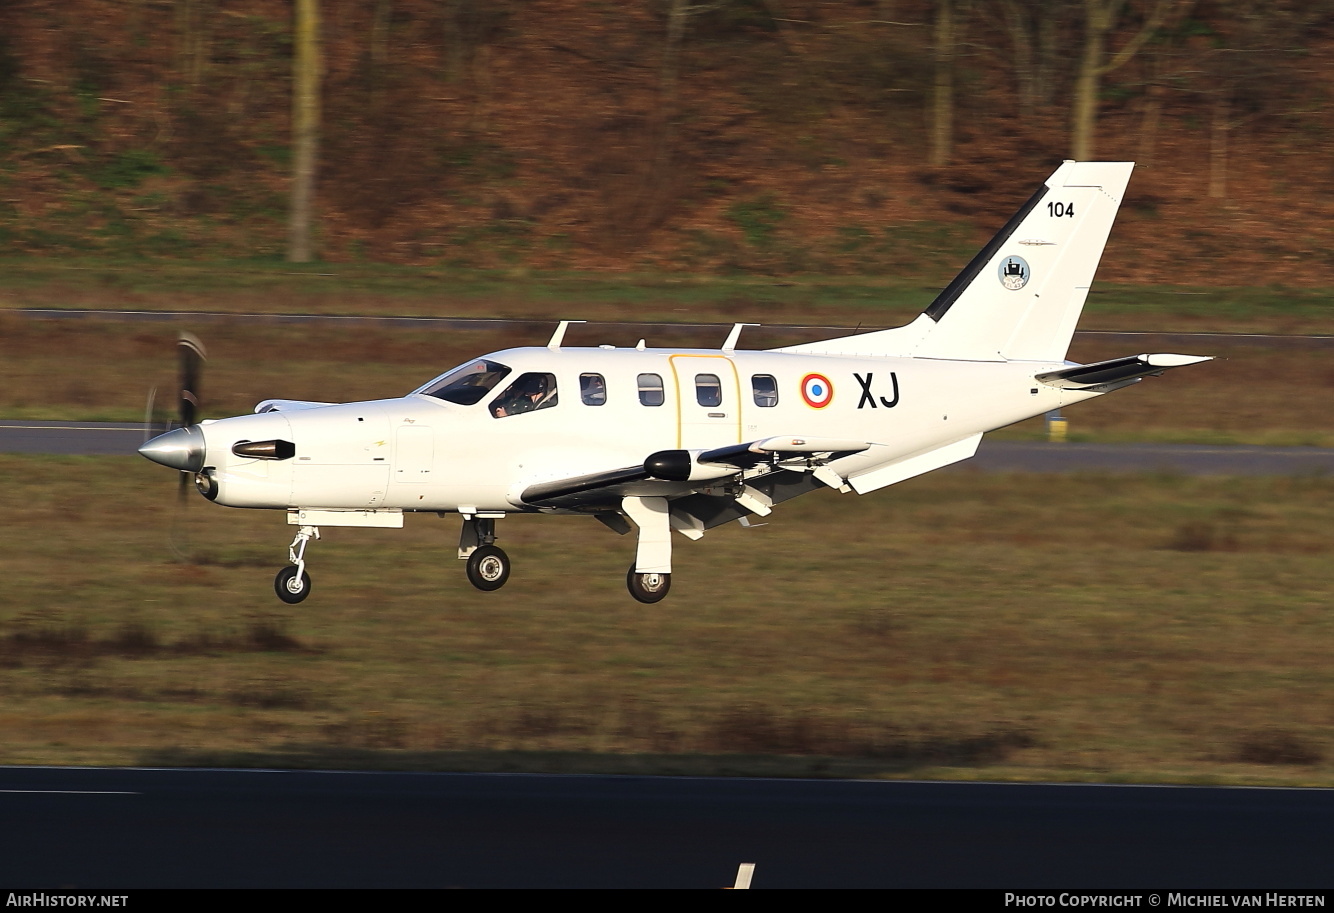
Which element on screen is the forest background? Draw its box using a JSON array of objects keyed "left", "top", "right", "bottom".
[{"left": 0, "top": 0, "right": 1331, "bottom": 287}]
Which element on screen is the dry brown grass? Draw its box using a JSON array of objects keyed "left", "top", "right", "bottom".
[{"left": 1, "top": 455, "right": 1332, "bottom": 783}]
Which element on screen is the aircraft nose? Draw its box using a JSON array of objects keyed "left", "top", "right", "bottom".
[{"left": 138, "top": 426, "right": 206, "bottom": 472}]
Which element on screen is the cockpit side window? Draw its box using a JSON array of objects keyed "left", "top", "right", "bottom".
[
  {"left": 491, "top": 372, "right": 559, "bottom": 418},
  {"left": 580, "top": 373, "right": 607, "bottom": 406},
  {"left": 416, "top": 359, "right": 512, "bottom": 405}
]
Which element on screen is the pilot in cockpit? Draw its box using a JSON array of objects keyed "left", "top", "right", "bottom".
[{"left": 492, "top": 374, "right": 556, "bottom": 417}]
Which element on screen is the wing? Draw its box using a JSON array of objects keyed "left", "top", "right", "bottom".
[{"left": 519, "top": 436, "right": 874, "bottom": 515}]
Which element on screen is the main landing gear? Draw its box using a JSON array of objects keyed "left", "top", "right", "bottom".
[
  {"left": 626, "top": 566, "right": 671, "bottom": 604},
  {"left": 268, "top": 505, "right": 679, "bottom": 604},
  {"left": 459, "top": 515, "right": 510, "bottom": 592},
  {"left": 621, "top": 495, "right": 675, "bottom": 604},
  {"left": 275, "top": 525, "right": 318, "bottom": 604}
]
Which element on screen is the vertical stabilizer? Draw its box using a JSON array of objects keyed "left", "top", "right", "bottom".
[
  {"left": 773, "top": 162, "right": 1133, "bottom": 361},
  {"left": 912, "top": 161, "right": 1134, "bottom": 362}
]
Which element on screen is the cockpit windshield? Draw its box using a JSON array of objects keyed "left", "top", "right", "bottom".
[{"left": 414, "top": 359, "right": 512, "bottom": 405}]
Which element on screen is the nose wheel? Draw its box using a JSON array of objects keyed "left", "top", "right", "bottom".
[
  {"left": 466, "top": 544, "right": 511, "bottom": 591},
  {"left": 627, "top": 566, "right": 671, "bottom": 604},
  {"left": 274, "top": 566, "right": 312, "bottom": 604}
]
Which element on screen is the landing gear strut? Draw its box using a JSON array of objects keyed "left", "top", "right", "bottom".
[
  {"left": 622, "top": 495, "right": 673, "bottom": 604},
  {"left": 275, "top": 525, "right": 318, "bottom": 604},
  {"left": 459, "top": 515, "right": 510, "bottom": 592}
]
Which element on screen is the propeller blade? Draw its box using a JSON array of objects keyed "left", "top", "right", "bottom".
[
  {"left": 143, "top": 385, "right": 158, "bottom": 443},
  {"left": 178, "top": 332, "right": 207, "bottom": 428}
]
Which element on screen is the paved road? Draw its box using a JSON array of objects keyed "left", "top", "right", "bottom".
[
  {"left": 3, "top": 766, "right": 1332, "bottom": 888},
  {"left": 5, "top": 420, "right": 1332, "bottom": 475}
]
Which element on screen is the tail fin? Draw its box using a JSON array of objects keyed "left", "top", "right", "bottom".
[{"left": 777, "top": 161, "right": 1134, "bottom": 362}]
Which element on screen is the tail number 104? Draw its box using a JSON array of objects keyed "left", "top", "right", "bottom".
[{"left": 1048, "top": 201, "right": 1075, "bottom": 218}]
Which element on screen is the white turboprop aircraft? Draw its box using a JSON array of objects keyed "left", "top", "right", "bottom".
[{"left": 140, "top": 161, "right": 1208, "bottom": 604}]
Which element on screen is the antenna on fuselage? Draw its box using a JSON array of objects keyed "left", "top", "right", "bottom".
[
  {"left": 722, "top": 323, "right": 759, "bottom": 353},
  {"left": 547, "top": 320, "right": 586, "bottom": 351}
]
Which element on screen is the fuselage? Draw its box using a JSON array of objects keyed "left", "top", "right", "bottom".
[{"left": 169, "top": 345, "right": 1093, "bottom": 514}]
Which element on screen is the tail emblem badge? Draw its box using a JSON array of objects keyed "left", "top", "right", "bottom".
[{"left": 999, "top": 255, "right": 1030, "bottom": 290}]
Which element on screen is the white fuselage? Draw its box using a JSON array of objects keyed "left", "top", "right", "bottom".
[{"left": 194, "top": 345, "right": 1094, "bottom": 515}]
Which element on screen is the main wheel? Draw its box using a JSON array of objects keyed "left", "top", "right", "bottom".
[
  {"left": 274, "top": 566, "right": 312, "bottom": 604},
  {"left": 466, "top": 545, "right": 511, "bottom": 591},
  {"left": 626, "top": 566, "right": 671, "bottom": 604}
]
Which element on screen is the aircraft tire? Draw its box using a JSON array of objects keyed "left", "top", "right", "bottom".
[
  {"left": 626, "top": 566, "right": 671, "bottom": 604},
  {"left": 466, "top": 545, "right": 511, "bottom": 591},
  {"left": 274, "top": 566, "right": 312, "bottom": 604}
]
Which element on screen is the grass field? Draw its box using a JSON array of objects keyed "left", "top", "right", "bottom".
[
  {"left": 1, "top": 455, "right": 1332, "bottom": 784},
  {"left": 1, "top": 258, "right": 1332, "bottom": 334}
]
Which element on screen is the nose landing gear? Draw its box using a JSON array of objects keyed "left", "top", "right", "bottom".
[
  {"left": 275, "top": 525, "right": 318, "bottom": 604},
  {"left": 459, "top": 515, "right": 510, "bottom": 592}
]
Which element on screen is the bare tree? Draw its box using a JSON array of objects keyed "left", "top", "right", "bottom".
[
  {"left": 992, "top": 0, "right": 1074, "bottom": 121},
  {"left": 1197, "top": 1, "right": 1321, "bottom": 199},
  {"left": 288, "top": 0, "right": 320, "bottom": 263},
  {"left": 1070, "top": 0, "right": 1173, "bottom": 160}
]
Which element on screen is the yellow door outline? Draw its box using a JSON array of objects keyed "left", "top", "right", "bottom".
[{"left": 668, "top": 354, "right": 743, "bottom": 450}]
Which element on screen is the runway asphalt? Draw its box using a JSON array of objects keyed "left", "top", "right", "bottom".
[{"left": 3, "top": 766, "right": 1333, "bottom": 888}]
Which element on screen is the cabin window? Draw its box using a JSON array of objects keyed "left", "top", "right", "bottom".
[
  {"left": 695, "top": 374, "right": 722, "bottom": 407},
  {"left": 580, "top": 373, "right": 607, "bottom": 406},
  {"left": 415, "top": 359, "right": 511, "bottom": 405},
  {"left": 490, "top": 373, "right": 558, "bottom": 418},
  {"left": 637, "top": 373, "right": 665, "bottom": 407},
  {"left": 752, "top": 374, "right": 778, "bottom": 407}
]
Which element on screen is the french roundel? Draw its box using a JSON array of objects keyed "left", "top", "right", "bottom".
[{"left": 800, "top": 373, "right": 834, "bottom": 408}]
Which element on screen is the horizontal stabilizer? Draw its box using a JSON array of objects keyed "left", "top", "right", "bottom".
[{"left": 1036, "top": 353, "right": 1211, "bottom": 390}]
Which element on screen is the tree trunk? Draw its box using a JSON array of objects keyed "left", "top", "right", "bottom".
[
  {"left": 1208, "top": 91, "right": 1229, "bottom": 200},
  {"left": 1137, "top": 80, "right": 1164, "bottom": 164},
  {"left": 288, "top": 0, "right": 321, "bottom": 264},
  {"left": 1071, "top": 0, "right": 1110, "bottom": 161},
  {"left": 931, "top": 0, "right": 955, "bottom": 167},
  {"left": 175, "top": 0, "right": 212, "bottom": 91}
]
